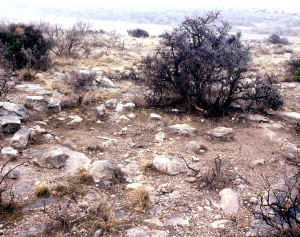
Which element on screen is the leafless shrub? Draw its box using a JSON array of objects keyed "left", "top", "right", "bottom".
[
  {"left": 254, "top": 175, "right": 300, "bottom": 237},
  {"left": 43, "top": 196, "right": 119, "bottom": 235},
  {"left": 39, "top": 21, "right": 92, "bottom": 57},
  {"left": 97, "top": 32, "right": 126, "bottom": 55},
  {"left": 139, "top": 11, "right": 283, "bottom": 116},
  {"left": 66, "top": 70, "right": 96, "bottom": 104},
  {"left": 0, "top": 161, "right": 27, "bottom": 212}
]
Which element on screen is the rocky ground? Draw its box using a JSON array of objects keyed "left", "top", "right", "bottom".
[{"left": 0, "top": 37, "right": 300, "bottom": 237}]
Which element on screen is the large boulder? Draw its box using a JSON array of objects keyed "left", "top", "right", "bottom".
[
  {"left": 205, "top": 127, "right": 234, "bottom": 141},
  {"left": 152, "top": 155, "right": 188, "bottom": 175},
  {"left": 33, "top": 147, "right": 91, "bottom": 173},
  {"left": 0, "top": 102, "right": 28, "bottom": 121},
  {"left": 34, "top": 148, "right": 70, "bottom": 169},
  {"left": 10, "top": 128, "right": 30, "bottom": 151},
  {"left": 219, "top": 188, "right": 240, "bottom": 216},
  {"left": 0, "top": 116, "right": 21, "bottom": 134},
  {"left": 89, "top": 160, "right": 122, "bottom": 183},
  {"left": 168, "top": 124, "right": 197, "bottom": 136},
  {"left": 26, "top": 96, "right": 48, "bottom": 112}
]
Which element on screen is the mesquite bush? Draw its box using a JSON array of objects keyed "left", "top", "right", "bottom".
[{"left": 140, "top": 11, "right": 283, "bottom": 116}]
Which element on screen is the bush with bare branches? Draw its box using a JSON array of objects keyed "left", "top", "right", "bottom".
[
  {"left": 39, "top": 21, "right": 92, "bottom": 57},
  {"left": 139, "top": 11, "right": 283, "bottom": 116},
  {"left": 66, "top": 70, "right": 96, "bottom": 104}
]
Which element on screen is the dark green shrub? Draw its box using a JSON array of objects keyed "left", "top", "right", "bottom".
[
  {"left": 127, "top": 28, "right": 149, "bottom": 38},
  {"left": 267, "top": 34, "right": 289, "bottom": 45},
  {"left": 294, "top": 68, "right": 300, "bottom": 82},
  {"left": 0, "top": 24, "right": 52, "bottom": 70}
]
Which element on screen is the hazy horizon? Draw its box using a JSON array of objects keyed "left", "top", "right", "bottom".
[
  {"left": 1, "top": 0, "right": 300, "bottom": 37},
  {"left": 2, "top": 0, "right": 300, "bottom": 9}
]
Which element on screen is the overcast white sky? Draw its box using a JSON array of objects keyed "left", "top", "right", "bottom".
[{"left": 2, "top": 0, "right": 300, "bottom": 9}]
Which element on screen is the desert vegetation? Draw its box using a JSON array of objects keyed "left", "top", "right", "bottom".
[
  {"left": 0, "top": 10, "right": 299, "bottom": 237},
  {"left": 138, "top": 12, "right": 283, "bottom": 116}
]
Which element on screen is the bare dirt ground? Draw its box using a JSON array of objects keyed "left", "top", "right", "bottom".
[{"left": 0, "top": 36, "right": 300, "bottom": 237}]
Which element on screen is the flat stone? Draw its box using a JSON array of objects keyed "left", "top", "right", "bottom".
[
  {"left": 186, "top": 141, "right": 207, "bottom": 154},
  {"left": 249, "top": 159, "right": 265, "bottom": 168},
  {"left": 155, "top": 132, "right": 165, "bottom": 142},
  {"left": 0, "top": 102, "right": 28, "bottom": 121},
  {"left": 96, "top": 77, "right": 115, "bottom": 88},
  {"left": 280, "top": 82, "right": 299, "bottom": 89},
  {"left": 105, "top": 99, "right": 117, "bottom": 109},
  {"left": 168, "top": 124, "right": 197, "bottom": 136},
  {"left": 123, "top": 103, "right": 135, "bottom": 110},
  {"left": 149, "top": 113, "right": 162, "bottom": 120},
  {"left": 279, "top": 111, "right": 300, "bottom": 121},
  {"left": 16, "top": 84, "right": 53, "bottom": 95},
  {"left": 67, "top": 115, "right": 82, "bottom": 125},
  {"left": 166, "top": 213, "right": 190, "bottom": 226},
  {"left": 89, "top": 160, "right": 122, "bottom": 183},
  {"left": 219, "top": 188, "right": 240, "bottom": 216},
  {"left": 247, "top": 114, "right": 269, "bottom": 123},
  {"left": 119, "top": 115, "right": 130, "bottom": 121},
  {"left": 211, "top": 219, "right": 228, "bottom": 229},
  {"left": 1, "top": 147, "right": 18, "bottom": 161},
  {"left": 127, "top": 113, "right": 136, "bottom": 119},
  {"left": 206, "top": 127, "right": 234, "bottom": 141},
  {"left": 10, "top": 128, "right": 30, "bottom": 151},
  {"left": 126, "top": 226, "right": 167, "bottom": 237},
  {"left": 26, "top": 96, "right": 48, "bottom": 112},
  {"left": 29, "top": 125, "right": 47, "bottom": 137},
  {"left": 0, "top": 116, "right": 21, "bottom": 134},
  {"left": 152, "top": 155, "right": 187, "bottom": 175}
]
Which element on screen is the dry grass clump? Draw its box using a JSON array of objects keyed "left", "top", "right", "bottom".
[
  {"left": 129, "top": 186, "right": 150, "bottom": 211},
  {"left": 141, "top": 160, "right": 155, "bottom": 174},
  {"left": 75, "top": 168, "right": 94, "bottom": 184},
  {"left": 35, "top": 181, "right": 52, "bottom": 197},
  {"left": 35, "top": 178, "right": 89, "bottom": 197}
]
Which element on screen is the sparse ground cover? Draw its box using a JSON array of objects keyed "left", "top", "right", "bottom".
[{"left": 0, "top": 28, "right": 300, "bottom": 237}]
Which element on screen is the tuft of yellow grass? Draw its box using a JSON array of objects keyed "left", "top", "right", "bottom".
[{"left": 129, "top": 186, "right": 150, "bottom": 211}]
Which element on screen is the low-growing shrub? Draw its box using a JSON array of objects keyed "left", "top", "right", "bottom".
[
  {"left": 66, "top": 70, "right": 96, "bottom": 104},
  {"left": 286, "top": 56, "right": 300, "bottom": 82},
  {"left": 127, "top": 28, "right": 149, "bottom": 38},
  {"left": 294, "top": 68, "right": 300, "bottom": 82},
  {"left": 0, "top": 23, "right": 52, "bottom": 70},
  {"left": 139, "top": 12, "right": 283, "bottom": 116},
  {"left": 267, "top": 34, "right": 289, "bottom": 45}
]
